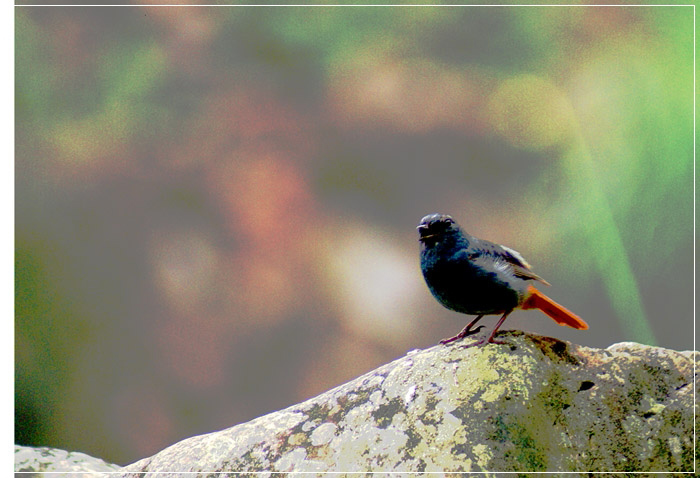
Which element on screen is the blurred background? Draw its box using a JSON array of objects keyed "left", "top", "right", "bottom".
[{"left": 15, "top": 2, "right": 693, "bottom": 466}]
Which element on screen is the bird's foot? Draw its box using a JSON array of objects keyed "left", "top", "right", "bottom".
[
  {"left": 439, "top": 325, "right": 484, "bottom": 345},
  {"left": 460, "top": 336, "right": 509, "bottom": 348}
]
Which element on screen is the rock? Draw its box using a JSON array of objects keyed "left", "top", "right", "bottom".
[
  {"left": 119, "top": 331, "right": 698, "bottom": 475},
  {"left": 14, "top": 444, "right": 120, "bottom": 477}
]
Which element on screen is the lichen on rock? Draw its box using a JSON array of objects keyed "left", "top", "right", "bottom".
[
  {"left": 116, "top": 331, "right": 697, "bottom": 475},
  {"left": 14, "top": 445, "right": 120, "bottom": 477}
]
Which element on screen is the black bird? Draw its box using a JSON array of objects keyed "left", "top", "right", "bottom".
[{"left": 418, "top": 213, "right": 588, "bottom": 346}]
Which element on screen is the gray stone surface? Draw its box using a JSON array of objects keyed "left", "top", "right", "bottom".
[
  {"left": 117, "top": 332, "right": 698, "bottom": 475},
  {"left": 14, "top": 444, "right": 120, "bottom": 477}
]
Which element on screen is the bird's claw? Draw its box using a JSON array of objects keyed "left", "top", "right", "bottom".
[
  {"left": 439, "top": 325, "right": 485, "bottom": 345},
  {"left": 464, "top": 325, "right": 485, "bottom": 337},
  {"left": 461, "top": 336, "right": 509, "bottom": 348},
  {"left": 439, "top": 336, "right": 461, "bottom": 345}
]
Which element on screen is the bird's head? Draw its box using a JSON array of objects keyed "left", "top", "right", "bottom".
[{"left": 417, "top": 213, "right": 461, "bottom": 244}]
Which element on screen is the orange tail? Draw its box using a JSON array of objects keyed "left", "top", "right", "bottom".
[{"left": 521, "top": 286, "right": 588, "bottom": 330}]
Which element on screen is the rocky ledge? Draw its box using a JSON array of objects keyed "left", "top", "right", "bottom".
[
  {"left": 16, "top": 332, "right": 698, "bottom": 475},
  {"left": 122, "top": 332, "right": 697, "bottom": 475}
]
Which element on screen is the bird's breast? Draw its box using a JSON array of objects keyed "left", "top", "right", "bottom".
[{"left": 421, "top": 254, "right": 521, "bottom": 315}]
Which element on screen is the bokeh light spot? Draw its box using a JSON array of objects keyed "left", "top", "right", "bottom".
[{"left": 488, "top": 74, "right": 576, "bottom": 151}]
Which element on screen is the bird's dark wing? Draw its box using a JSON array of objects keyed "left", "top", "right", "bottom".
[{"left": 469, "top": 239, "right": 551, "bottom": 286}]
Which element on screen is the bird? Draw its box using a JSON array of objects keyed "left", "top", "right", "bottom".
[{"left": 418, "top": 213, "right": 588, "bottom": 347}]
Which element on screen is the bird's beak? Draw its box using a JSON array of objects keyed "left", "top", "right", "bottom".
[{"left": 417, "top": 224, "right": 436, "bottom": 241}]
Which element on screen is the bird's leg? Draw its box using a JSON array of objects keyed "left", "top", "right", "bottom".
[
  {"left": 440, "top": 315, "right": 484, "bottom": 345},
  {"left": 462, "top": 311, "right": 512, "bottom": 348}
]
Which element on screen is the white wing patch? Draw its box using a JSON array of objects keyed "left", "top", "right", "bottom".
[
  {"left": 489, "top": 258, "right": 513, "bottom": 275},
  {"left": 499, "top": 244, "right": 532, "bottom": 269}
]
